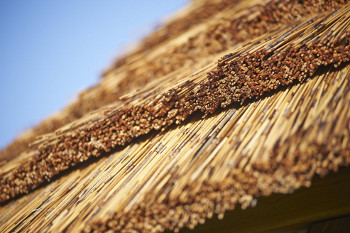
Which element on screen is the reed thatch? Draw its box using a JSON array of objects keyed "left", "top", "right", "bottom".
[{"left": 1, "top": 0, "right": 350, "bottom": 232}]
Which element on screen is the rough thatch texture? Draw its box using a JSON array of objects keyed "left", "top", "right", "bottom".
[
  {"left": 1, "top": 0, "right": 346, "bottom": 162},
  {"left": 0, "top": 1, "right": 350, "bottom": 233}
]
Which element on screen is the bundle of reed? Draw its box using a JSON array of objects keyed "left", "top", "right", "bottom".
[{"left": 1, "top": 0, "right": 350, "bottom": 233}]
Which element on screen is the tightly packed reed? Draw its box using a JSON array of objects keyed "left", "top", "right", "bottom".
[
  {"left": 1, "top": 0, "right": 346, "bottom": 162},
  {"left": 0, "top": 0, "right": 350, "bottom": 233}
]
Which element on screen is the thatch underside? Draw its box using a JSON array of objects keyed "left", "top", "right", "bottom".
[{"left": 1, "top": 0, "right": 350, "bottom": 233}]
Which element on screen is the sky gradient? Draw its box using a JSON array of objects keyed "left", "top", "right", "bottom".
[{"left": 0, "top": 0, "right": 188, "bottom": 150}]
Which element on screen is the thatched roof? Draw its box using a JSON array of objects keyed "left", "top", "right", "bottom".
[{"left": 1, "top": 0, "right": 350, "bottom": 232}]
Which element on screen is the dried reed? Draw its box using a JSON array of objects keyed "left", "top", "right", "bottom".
[{"left": 0, "top": 1, "right": 349, "bottom": 233}]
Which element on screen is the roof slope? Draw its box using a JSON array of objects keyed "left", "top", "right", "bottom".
[
  {"left": 0, "top": 0, "right": 350, "bottom": 233},
  {"left": 1, "top": 0, "right": 345, "bottom": 162}
]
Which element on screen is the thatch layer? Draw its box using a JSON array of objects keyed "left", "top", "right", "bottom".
[
  {"left": 1, "top": 0, "right": 347, "bottom": 163},
  {"left": 0, "top": 1, "right": 350, "bottom": 233},
  {"left": 1, "top": 3, "right": 350, "bottom": 203},
  {"left": 1, "top": 44, "right": 349, "bottom": 233}
]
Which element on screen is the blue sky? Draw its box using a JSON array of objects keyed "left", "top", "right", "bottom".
[{"left": 0, "top": 0, "right": 188, "bottom": 150}]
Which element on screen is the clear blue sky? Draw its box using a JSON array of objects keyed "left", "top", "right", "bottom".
[{"left": 0, "top": 0, "right": 188, "bottom": 150}]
